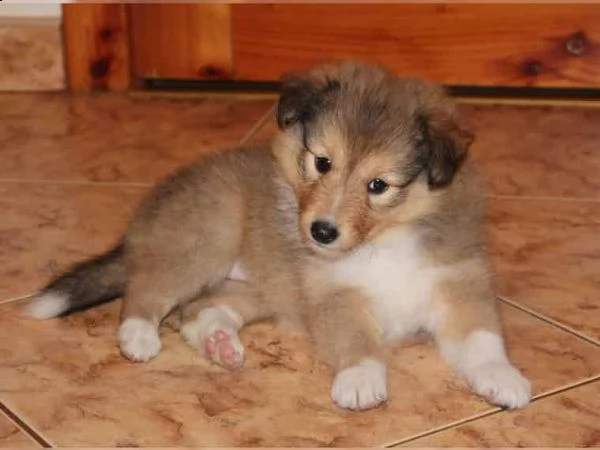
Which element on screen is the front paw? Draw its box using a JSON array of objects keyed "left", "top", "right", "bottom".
[
  {"left": 331, "top": 359, "right": 388, "bottom": 411},
  {"left": 467, "top": 362, "right": 532, "bottom": 409},
  {"left": 118, "top": 318, "right": 162, "bottom": 362}
]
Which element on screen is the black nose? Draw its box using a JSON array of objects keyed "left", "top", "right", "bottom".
[{"left": 310, "top": 220, "right": 339, "bottom": 245}]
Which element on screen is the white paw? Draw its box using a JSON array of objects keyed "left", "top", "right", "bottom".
[
  {"left": 24, "top": 292, "right": 69, "bottom": 319},
  {"left": 331, "top": 359, "right": 388, "bottom": 411},
  {"left": 180, "top": 306, "right": 244, "bottom": 370},
  {"left": 118, "top": 318, "right": 162, "bottom": 362},
  {"left": 467, "top": 362, "right": 532, "bottom": 409}
]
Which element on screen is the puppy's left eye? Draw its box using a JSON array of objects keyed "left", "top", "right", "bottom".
[{"left": 367, "top": 178, "right": 389, "bottom": 195}]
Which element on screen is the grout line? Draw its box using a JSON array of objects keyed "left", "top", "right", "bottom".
[
  {"left": 527, "top": 374, "right": 600, "bottom": 403},
  {"left": 0, "top": 292, "right": 35, "bottom": 305},
  {"left": 238, "top": 103, "right": 276, "bottom": 146},
  {"left": 499, "top": 296, "right": 600, "bottom": 348},
  {"left": 0, "top": 403, "right": 52, "bottom": 448},
  {"left": 384, "top": 408, "right": 502, "bottom": 447},
  {"left": 0, "top": 179, "right": 152, "bottom": 188},
  {"left": 488, "top": 194, "right": 600, "bottom": 203},
  {"left": 387, "top": 375, "right": 600, "bottom": 447}
]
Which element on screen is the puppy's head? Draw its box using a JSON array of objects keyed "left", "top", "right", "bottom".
[{"left": 273, "top": 61, "right": 473, "bottom": 258}]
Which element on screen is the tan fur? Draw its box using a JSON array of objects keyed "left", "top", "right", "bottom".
[
  {"left": 29, "top": 61, "right": 530, "bottom": 411},
  {"left": 123, "top": 148, "right": 305, "bottom": 330}
]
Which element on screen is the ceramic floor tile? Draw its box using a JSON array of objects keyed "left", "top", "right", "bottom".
[
  {"left": 1, "top": 94, "right": 598, "bottom": 446},
  {"left": 0, "top": 183, "right": 147, "bottom": 301},
  {"left": 402, "top": 380, "right": 600, "bottom": 447},
  {"left": 0, "top": 25, "right": 65, "bottom": 92},
  {"left": 0, "top": 410, "right": 40, "bottom": 448},
  {"left": 466, "top": 104, "right": 600, "bottom": 199},
  {"left": 1, "top": 293, "right": 599, "bottom": 447},
  {"left": 0, "top": 94, "right": 272, "bottom": 184},
  {"left": 487, "top": 199, "right": 600, "bottom": 342},
  {"left": 249, "top": 104, "right": 600, "bottom": 199}
]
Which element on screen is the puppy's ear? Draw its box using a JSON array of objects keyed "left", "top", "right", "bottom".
[
  {"left": 276, "top": 72, "right": 340, "bottom": 129},
  {"left": 417, "top": 105, "right": 474, "bottom": 188}
]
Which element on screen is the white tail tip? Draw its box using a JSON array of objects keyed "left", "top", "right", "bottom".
[{"left": 24, "top": 292, "right": 69, "bottom": 319}]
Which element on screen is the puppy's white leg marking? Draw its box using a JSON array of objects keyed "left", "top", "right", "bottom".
[
  {"left": 465, "top": 360, "right": 532, "bottom": 409},
  {"left": 331, "top": 359, "right": 388, "bottom": 411},
  {"left": 118, "top": 318, "right": 162, "bottom": 362},
  {"left": 440, "top": 330, "right": 532, "bottom": 409},
  {"left": 180, "top": 306, "right": 245, "bottom": 370},
  {"left": 24, "top": 292, "right": 69, "bottom": 319}
]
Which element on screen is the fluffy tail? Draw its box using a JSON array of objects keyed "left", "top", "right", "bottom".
[{"left": 25, "top": 243, "right": 127, "bottom": 319}]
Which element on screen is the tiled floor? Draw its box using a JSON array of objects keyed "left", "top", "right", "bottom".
[
  {"left": 0, "top": 93, "right": 598, "bottom": 447},
  {"left": 0, "top": 410, "right": 39, "bottom": 448}
]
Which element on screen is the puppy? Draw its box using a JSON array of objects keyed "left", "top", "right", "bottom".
[{"left": 26, "top": 61, "right": 531, "bottom": 411}]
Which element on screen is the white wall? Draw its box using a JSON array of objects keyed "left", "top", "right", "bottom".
[{"left": 0, "top": 4, "right": 62, "bottom": 18}]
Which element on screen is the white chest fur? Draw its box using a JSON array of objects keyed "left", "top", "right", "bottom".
[{"left": 329, "top": 230, "right": 451, "bottom": 342}]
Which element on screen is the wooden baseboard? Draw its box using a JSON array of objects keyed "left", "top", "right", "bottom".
[{"left": 0, "top": 19, "right": 65, "bottom": 92}]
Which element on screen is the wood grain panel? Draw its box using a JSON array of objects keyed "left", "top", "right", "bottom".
[
  {"left": 232, "top": 4, "right": 600, "bottom": 87},
  {"left": 63, "top": 4, "right": 130, "bottom": 92},
  {"left": 130, "top": 4, "right": 232, "bottom": 80}
]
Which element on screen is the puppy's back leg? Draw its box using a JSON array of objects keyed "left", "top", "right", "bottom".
[
  {"left": 118, "top": 204, "right": 245, "bottom": 363},
  {"left": 180, "top": 280, "right": 271, "bottom": 370},
  {"left": 118, "top": 249, "right": 238, "bottom": 362}
]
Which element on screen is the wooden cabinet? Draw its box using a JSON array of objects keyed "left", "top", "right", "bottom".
[
  {"left": 229, "top": 4, "right": 600, "bottom": 88},
  {"left": 63, "top": 4, "right": 600, "bottom": 91},
  {"left": 130, "top": 4, "right": 232, "bottom": 81}
]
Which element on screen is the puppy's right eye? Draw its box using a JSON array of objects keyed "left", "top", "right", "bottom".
[
  {"left": 367, "top": 178, "right": 389, "bottom": 195},
  {"left": 315, "top": 156, "right": 332, "bottom": 174}
]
